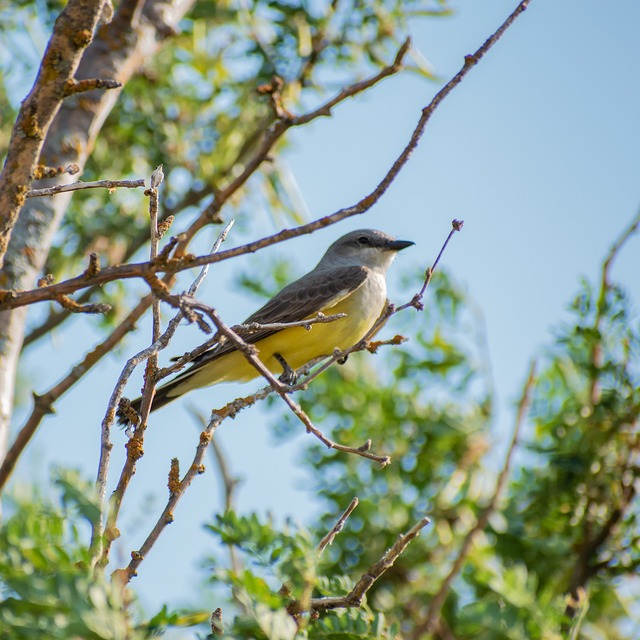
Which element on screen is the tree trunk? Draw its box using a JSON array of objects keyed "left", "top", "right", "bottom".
[{"left": 0, "top": 0, "right": 195, "bottom": 469}]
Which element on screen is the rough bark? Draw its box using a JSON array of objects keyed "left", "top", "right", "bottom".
[
  {"left": 0, "top": 0, "right": 108, "bottom": 267},
  {"left": 0, "top": 0, "right": 195, "bottom": 469}
]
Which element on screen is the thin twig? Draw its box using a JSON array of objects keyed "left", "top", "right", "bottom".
[
  {"left": 91, "top": 221, "right": 234, "bottom": 565},
  {"left": 188, "top": 407, "right": 244, "bottom": 579},
  {"left": 25, "top": 178, "right": 146, "bottom": 198},
  {"left": 53, "top": 293, "right": 111, "bottom": 314},
  {"left": 119, "top": 405, "right": 235, "bottom": 582},
  {"left": 290, "top": 515, "right": 431, "bottom": 614},
  {"left": 136, "top": 165, "right": 164, "bottom": 431},
  {"left": 235, "top": 312, "right": 347, "bottom": 333},
  {"left": 600, "top": 207, "right": 640, "bottom": 290},
  {"left": 186, "top": 299, "right": 392, "bottom": 466},
  {"left": 0, "top": 294, "right": 151, "bottom": 492},
  {"left": 1, "top": 0, "right": 526, "bottom": 312},
  {"left": 317, "top": 498, "right": 359, "bottom": 555},
  {"left": 414, "top": 361, "right": 537, "bottom": 637}
]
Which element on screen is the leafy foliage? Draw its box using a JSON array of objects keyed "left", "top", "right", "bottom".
[
  {"left": 0, "top": 471, "right": 143, "bottom": 639},
  {"left": 1, "top": 1, "right": 639, "bottom": 639}
]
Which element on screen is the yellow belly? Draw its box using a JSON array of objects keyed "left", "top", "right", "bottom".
[{"left": 167, "top": 277, "right": 386, "bottom": 397}]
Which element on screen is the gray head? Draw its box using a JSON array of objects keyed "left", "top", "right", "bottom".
[{"left": 316, "top": 229, "right": 414, "bottom": 273}]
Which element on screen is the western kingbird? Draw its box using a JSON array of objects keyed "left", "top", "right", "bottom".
[{"left": 128, "top": 229, "right": 413, "bottom": 417}]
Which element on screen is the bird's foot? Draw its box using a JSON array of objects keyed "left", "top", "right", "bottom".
[{"left": 275, "top": 353, "right": 298, "bottom": 385}]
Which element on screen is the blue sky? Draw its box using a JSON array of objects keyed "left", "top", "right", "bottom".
[{"left": 10, "top": 0, "right": 640, "bottom": 619}]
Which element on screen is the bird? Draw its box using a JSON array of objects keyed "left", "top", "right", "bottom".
[{"left": 123, "top": 228, "right": 414, "bottom": 419}]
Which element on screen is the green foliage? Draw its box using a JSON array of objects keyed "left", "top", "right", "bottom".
[
  {"left": 0, "top": 470, "right": 205, "bottom": 640},
  {"left": 207, "top": 512, "right": 317, "bottom": 603},
  {"left": 0, "top": 471, "right": 141, "bottom": 639},
  {"left": 204, "top": 512, "right": 403, "bottom": 639},
  {"left": 228, "top": 266, "right": 637, "bottom": 639},
  {"left": 2, "top": 1, "right": 639, "bottom": 638}
]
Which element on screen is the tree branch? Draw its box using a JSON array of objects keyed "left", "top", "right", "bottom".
[
  {"left": 289, "top": 515, "right": 431, "bottom": 614},
  {"left": 0, "top": 0, "right": 196, "bottom": 481},
  {"left": 93, "top": 221, "right": 234, "bottom": 565},
  {"left": 26, "top": 178, "right": 146, "bottom": 198},
  {"left": 0, "top": 0, "right": 109, "bottom": 266},
  {"left": 317, "top": 498, "right": 359, "bottom": 555},
  {"left": 117, "top": 399, "right": 248, "bottom": 582},
  {"left": 0, "top": 0, "right": 521, "bottom": 308},
  {"left": 0, "top": 294, "right": 150, "bottom": 492}
]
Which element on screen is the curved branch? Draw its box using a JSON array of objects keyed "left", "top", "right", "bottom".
[{"left": 1, "top": 0, "right": 528, "bottom": 311}]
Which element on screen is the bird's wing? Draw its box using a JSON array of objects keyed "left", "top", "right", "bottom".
[{"left": 189, "top": 265, "right": 369, "bottom": 367}]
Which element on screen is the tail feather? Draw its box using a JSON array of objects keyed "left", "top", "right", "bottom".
[{"left": 117, "top": 376, "right": 188, "bottom": 425}]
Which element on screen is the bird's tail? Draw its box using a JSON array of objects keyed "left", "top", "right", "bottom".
[{"left": 117, "top": 376, "right": 187, "bottom": 425}]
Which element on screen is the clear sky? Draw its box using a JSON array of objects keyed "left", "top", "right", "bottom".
[{"left": 11, "top": 0, "right": 640, "bottom": 618}]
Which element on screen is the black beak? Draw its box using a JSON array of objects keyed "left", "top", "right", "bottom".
[{"left": 387, "top": 239, "right": 415, "bottom": 251}]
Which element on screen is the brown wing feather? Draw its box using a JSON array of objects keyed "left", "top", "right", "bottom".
[{"left": 186, "top": 265, "right": 369, "bottom": 369}]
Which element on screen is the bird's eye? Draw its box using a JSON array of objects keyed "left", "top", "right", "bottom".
[{"left": 357, "top": 236, "right": 371, "bottom": 245}]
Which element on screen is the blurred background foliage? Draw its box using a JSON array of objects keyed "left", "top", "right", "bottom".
[{"left": 1, "top": 0, "right": 639, "bottom": 638}]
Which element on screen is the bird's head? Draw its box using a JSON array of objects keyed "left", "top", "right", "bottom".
[{"left": 318, "top": 229, "right": 414, "bottom": 273}]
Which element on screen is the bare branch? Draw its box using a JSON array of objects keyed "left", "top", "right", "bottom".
[
  {"left": 26, "top": 178, "right": 146, "bottom": 199},
  {"left": 0, "top": 0, "right": 525, "bottom": 310},
  {"left": 53, "top": 294, "right": 112, "bottom": 315},
  {"left": 0, "top": 294, "right": 152, "bottom": 492},
  {"left": 93, "top": 221, "right": 234, "bottom": 565},
  {"left": 601, "top": 207, "right": 640, "bottom": 290},
  {"left": 317, "top": 498, "right": 359, "bottom": 555},
  {"left": 120, "top": 406, "right": 227, "bottom": 581},
  {"left": 185, "top": 299, "right": 392, "bottom": 466},
  {"left": 290, "top": 515, "right": 431, "bottom": 614},
  {"left": 235, "top": 313, "right": 347, "bottom": 334}
]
